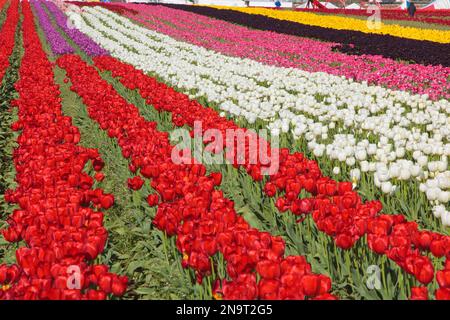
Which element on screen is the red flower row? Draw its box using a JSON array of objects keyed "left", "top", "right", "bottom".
[
  {"left": 0, "top": 0, "right": 19, "bottom": 84},
  {"left": 294, "top": 8, "right": 450, "bottom": 26},
  {"left": 0, "top": 0, "right": 8, "bottom": 12},
  {"left": 93, "top": 56, "right": 450, "bottom": 299},
  {"left": 0, "top": 2, "right": 126, "bottom": 300},
  {"left": 57, "top": 53, "right": 337, "bottom": 300}
]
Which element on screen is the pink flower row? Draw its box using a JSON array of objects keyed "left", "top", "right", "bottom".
[{"left": 119, "top": 4, "right": 450, "bottom": 101}]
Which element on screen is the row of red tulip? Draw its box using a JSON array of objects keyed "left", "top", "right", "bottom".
[
  {"left": 0, "top": 0, "right": 8, "bottom": 14},
  {"left": 0, "top": 1, "right": 127, "bottom": 300},
  {"left": 57, "top": 53, "right": 337, "bottom": 300},
  {"left": 294, "top": 8, "right": 450, "bottom": 26},
  {"left": 93, "top": 56, "right": 450, "bottom": 299},
  {"left": 0, "top": 0, "right": 19, "bottom": 85}
]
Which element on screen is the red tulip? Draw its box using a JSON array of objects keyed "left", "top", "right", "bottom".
[
  {"left": 264, "top": 182, "right": 277, "bottom": 197},
  {"left": 209, "top": 172, "right": 222, "bottom": 186},
  {"left": 335, "top": 234, "right": 354, "bottom": 249},
  {"left": 258, "top": 279, "right": 279, "bottom": 300},
  {"left": 256, "top": 260, "right": 281, "bottom": 279},
  {"left": 410, "top": 287, "right": 428, "bottom": 300},
  {"left": 100, "top": 194, "right": 114, "bottom": 210},
  {"left": 58, "top": 51, "right": 450, "bottom": 301},
  {"left": 301, "top": 275, "right": 320, "bottom": 297},
  {"left": 313, "top": 293, "right": 338, "bottom": 300},
  {"left": 127, "top": 176, "right": 144, "bottom": 190},
  {"left": 94, "top": 172, "right": 105, "bottom": 182},
  {"left": 437, "top": 270, "right": 450, "bottom": 288},
  {"left": 368, "top": 235, "right": 389, "bottom": 254},
  {"left": 111, "top": 276, "right": 128, "bottom": 296},
  {"left": 435, "top": 288, "right": 450, "bottom": 300},
  {"left": 98, "top": 274, "right": 112, "bottom": 293},
  {"left": 146, "top": 194, "right": 160, "bottom": 207}
]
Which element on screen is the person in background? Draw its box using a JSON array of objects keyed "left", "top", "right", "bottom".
[
  {"left": 407, "top": 0, "right": 417, "bottom": 17},
  {"left": 275, "top": 0, "right": 282, "bottom": 8}
]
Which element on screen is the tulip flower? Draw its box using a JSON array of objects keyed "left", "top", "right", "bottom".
[
  {"left": 127, "top": 176, "right": 144, "bottom": 190},
  {"left": 410, "top": 287, "right": 428, "bottom": 300}
]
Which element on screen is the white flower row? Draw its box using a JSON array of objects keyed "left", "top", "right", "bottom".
[{"left": 76, "top": 6, "right": 450, "bottom": 225}]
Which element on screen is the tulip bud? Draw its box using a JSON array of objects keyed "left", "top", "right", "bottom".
[
  {"left": 127, "top": 176, "right": 144, "bottom": 191},
  {"left": 410, "top": 287, "right": 428, "bottom": 300},
  {"left": 209, "top": 172, "right": 222, "bottom": 186},
  {"left": 111, "top": 276, "right": 127, "bottom": 296},
  {"left": 94, "top": 172, "right": 105, "bottom": 182},
  {"left": 100, "top": 194, "right": 114, "bottom": 209},
  {"left": 146, "top": 194, "right": 159, "bottom": 207},
  {"left": 98, "top": 274, "right": 112, "bottom": 293}
]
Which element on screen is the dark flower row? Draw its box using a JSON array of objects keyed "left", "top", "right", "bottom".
[{"left": 161, "top": 4, "right": 450, "bottom": 67}]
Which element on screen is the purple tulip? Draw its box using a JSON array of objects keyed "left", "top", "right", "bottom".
[
  {"left": 31, "top": 0, "right": 74, "bottom": 55},
  {"left": 43, "top": 1, "right": 108, "bottom": 56}
]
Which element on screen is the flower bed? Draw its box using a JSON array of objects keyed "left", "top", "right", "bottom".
[
  {"left": 42, "top": 0, "right": 107, "bottom": 56},
  {"left": 67, "top": 6, "right": 450, "bottom": 228},
  {"left": 31, "top": 0, "right": 73, "bottom": 55},
  {"left": 162, "top": 3, "right": 450, "bottom": 67},
  {"left": 93, "top": 55, "right": 450, "bottom": 299},
  {"left": 0, "top": 1, "right": 126, "bottom": 300},
  {"left": 0, "top": 0, "right": 19, "bottom": 84},
  {"left": 57, "top": 53, "right": 337, "bottom": 300},
  {"left": 0, "top": 0, "right": 448, "bottom": 300},
  {"left": 207, "top": 5, "right": 450, "bottom": 43},
  {"left": 120, "top": 4, "right": 450, "bottom": 100}
]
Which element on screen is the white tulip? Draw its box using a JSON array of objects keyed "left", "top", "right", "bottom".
[
  {"left": 426, "top": 188, "right": 439, "bottom": 201},
  {"left": 417, "top": 156, "right": 428, "bottom": 167},
  {"left": 399, "top": 168, "right": 411, "bottom": 180},
  {"left": 381, "top": 181, "right": 393, "bottom": 194},
  {"left": 410, "top": 165, "right": 421, "bottom": 177},
  {"left": 438, "top": 191, "right": 450, "bottom": 203},
  {"left": 346, "top": 157, "right": 356, "bottom": 166},
  {"left": 442, "top": 211, "right": 450, "bottom": 227}
]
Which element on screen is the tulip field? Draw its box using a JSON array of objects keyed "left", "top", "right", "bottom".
[{"left": 0, "top": 0, "right": 449, "bottom": 301}]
